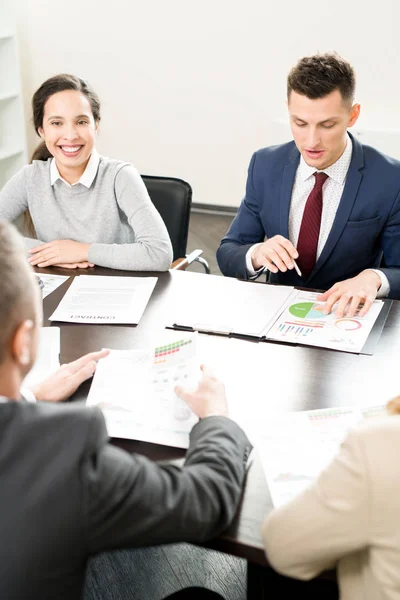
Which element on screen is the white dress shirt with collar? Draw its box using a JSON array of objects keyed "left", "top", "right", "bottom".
[
  {"left": 0, "top": 389, "right": 36, "bottom": 403},
  {"left": 50, "top": 149, "right": 100, "bottom": 188},
  {"left": 246, "top": 135, "right": 389, "bottom": 297}
]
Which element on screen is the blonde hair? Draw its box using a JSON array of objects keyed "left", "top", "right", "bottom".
[
  {"left": 387, "top": 397, "right": 400, "bottom": 415},
  {"left": 0, "top": 221, "right": 36, "bottom": 363}
]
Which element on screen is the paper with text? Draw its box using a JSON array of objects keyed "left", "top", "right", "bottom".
[
  {"left": 266, "top": 290, "right": 384, "bottom": 353},
  {"left": 87, "top": 332, "right": 200, "bottom": 448},
  {"left": 49, "top": 275, "right": 157, "bottom": 324},
  {"left": 258, "top": 404, "right": 386, "bottom": 507},
  {"left": 39, "top": 274, "right": 70, "bottom": 299},
  {"left": 167, "top": 270, "right": 295, "bottom": 337}
]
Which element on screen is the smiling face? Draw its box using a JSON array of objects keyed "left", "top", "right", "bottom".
[
  {"left": 288, "top": 89, "right": 360, "bottom": 170},
  {"left": 38, "top": 89, "right": 98, "bottom": 181}
]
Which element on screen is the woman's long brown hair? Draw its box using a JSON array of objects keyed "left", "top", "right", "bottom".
[{"left": 25, "top": 74, "right": 101, "bottom": 237}]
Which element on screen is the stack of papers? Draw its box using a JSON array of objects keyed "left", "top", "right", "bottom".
[
  {"left": 87, "top": 332, "right": 200, "bottom": 448},
  {"left": 49, "top": 275, "right": 157, "bottom": 324}
]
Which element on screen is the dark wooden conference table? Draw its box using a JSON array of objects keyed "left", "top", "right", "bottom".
[{"left": 38, "top": 265, "right": 400, "bottom": 599}]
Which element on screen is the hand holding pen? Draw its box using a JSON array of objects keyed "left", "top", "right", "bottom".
[{"left": 251, "top": 235, "right": 302, "bottom": 277}]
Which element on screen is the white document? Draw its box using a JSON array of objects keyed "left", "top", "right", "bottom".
[
  {"left": 167, "top": 270, "right": 294, "bottom": 337},
  {"left": 87, "top": 332, "right": 200, "bottom": 448},
  {"left": 49, "top": 275, "right": 157, "bottom": 324},
  {"left": 38, "top": 274, "right": 70, "bottom": 299},
  {"left": 257, "top": 404, "right": 386, "bottom": 508},
  {"left": 266, "top": 290, "right": 384, "bottom": 353},
  {"left": 22, "top": 327, "right": 60, "bottom": 388}
]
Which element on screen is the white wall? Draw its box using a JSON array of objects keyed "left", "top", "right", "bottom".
[{"left": 9, "top": 0, "right": 400, "bottom": 207}]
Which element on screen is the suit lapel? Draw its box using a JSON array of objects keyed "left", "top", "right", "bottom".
[
  {"left": 280, "top": 145, "right": 300, "bottom": 239},
  {"left": 308, "top": 134, "right": 365, "bottom": 283}
]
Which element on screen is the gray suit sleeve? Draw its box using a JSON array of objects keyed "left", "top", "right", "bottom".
[
  {"left": 88, "top": 165, "right": 173, "bottom": 271},
  {"left": 81, "top": 411, "right": 251, "bottom": 554}
]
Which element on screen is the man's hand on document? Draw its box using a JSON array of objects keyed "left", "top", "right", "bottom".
[
  {"left": 175, "top": 364, "right": 229, "bottom": 419},
  {"left": 31, "top": 349, "right": 109, "bottom": 402}
]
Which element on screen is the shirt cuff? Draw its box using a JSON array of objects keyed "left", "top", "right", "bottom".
[
  {"left": 20, "top": 387, "right": 37, "bottom": 403},
  {"left": 246, "top": 243, "right": 265, "bottom": 278},
  {"left": 367, "top": 269, "right": 390, "bottom": 298}
]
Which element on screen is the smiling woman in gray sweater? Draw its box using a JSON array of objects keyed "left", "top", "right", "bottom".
[{"left": 0, "top": 74, "right": 173, "bottom": 271}]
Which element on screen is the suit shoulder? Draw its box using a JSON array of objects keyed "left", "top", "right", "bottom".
[
  {"left": 349, "top": 414, "right": 400, "bottom": 467},
  {"left": 356, "top": 414, "right": 400, "bottom": 441},
  {"left": 361, "top": 143, "right": 400, "bottom": 173},
  {"left": 251, "top": 141, "right": 297, "bottom": 168},
  {"left": 13, "top": 402, "right": 107, "bottom": 454},
  {"left": 350, "top": 415, "right": 400, "bottom": 490}
]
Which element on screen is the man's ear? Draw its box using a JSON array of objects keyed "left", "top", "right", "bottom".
[
  {"left": 11, "top": 320, "right": 34, "bottom": 367},
  {"left": 348, "top": 103, "right": 361, "bottom": 128}
]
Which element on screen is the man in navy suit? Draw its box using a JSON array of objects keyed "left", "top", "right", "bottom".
[{"left": 217, "top": 53, "right": 400, "bottom": 317}]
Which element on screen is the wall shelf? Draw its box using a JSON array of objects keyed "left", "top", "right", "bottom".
[
  {"left": 0, "top": 149, "right": 24, "bottom": 162},
  {"left": 0, "top": 91, "right": 18, "bottom": 102},
  {"left": 0, "top": 14, "right": 27, "bottom": 190}
]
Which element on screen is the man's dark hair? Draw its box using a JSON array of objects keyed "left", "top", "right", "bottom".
[{"left": 287, "top": 53, "right": 355, "bottom": 104}]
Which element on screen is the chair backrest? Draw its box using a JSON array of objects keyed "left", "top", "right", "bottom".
[{"left": 141, "top": 175, "right": 192, "bottom": 261}]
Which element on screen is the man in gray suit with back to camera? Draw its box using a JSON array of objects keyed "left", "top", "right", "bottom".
[{"left": 0, "top": 220, "right": 251, "bottom": 600}]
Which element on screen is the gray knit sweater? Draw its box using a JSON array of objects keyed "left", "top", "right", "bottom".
[{"left": 0, "top": 157, "right": 173, "bottom": 271}]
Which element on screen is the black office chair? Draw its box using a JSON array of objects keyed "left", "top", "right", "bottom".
[{"left": 141, "top": 174, "right": 210, "bottom": 273}]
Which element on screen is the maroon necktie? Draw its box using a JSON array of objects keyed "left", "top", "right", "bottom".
[{"left": 296, "top": 172, "right": 328, "bottom": 278}]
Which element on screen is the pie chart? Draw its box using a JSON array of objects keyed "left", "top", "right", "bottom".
[
  {"left": 289, "top": 302, "right": 325, "bottom": 319},
  {"left": 335, "top": 318, "right": 362, "bottom": 331}
]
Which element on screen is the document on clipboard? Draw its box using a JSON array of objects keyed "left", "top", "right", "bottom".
[
  {"left": 166, "top": 271, "right": 390, "bottom": 354},
  {"left": 167, "top": 271, "right": 295, "bottom": 338}
]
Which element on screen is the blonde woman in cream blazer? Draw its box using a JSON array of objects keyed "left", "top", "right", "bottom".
[{"left": 263, "top": 403, "right": 400, "bottom": 600}]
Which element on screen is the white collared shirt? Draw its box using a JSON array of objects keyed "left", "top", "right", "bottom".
[
  {"left": 289, "top": 135, "right": 352, "bottom": 257},
  {"left": 0, "top": 389, "right": 36, "bottom": 403},
  {"left": 50, "top": 149, "right": 100, "bottom": 188},
  {"left": 246, "top": 135, "right": 389, "bottom": 296}
]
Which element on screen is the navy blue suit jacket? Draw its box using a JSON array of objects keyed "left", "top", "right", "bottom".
[{"left": 217, "top": 134, "right": 400, "bottom": 298}]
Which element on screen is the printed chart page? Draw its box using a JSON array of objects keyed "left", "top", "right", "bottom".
[
  {"left": 49, "top": 275, "right": 157, "bottom": 324},
  {"left": 22, "top": 327, "right": 60, "bottom": 388},
  {"left": 38, "top": 274, "right": 70, "bottom": 299},
  {"left": 87, "top": 332, "right": 200, "bottom": 448},
  {"left": 266, "top": 290, "right": 384, "bottom": 353},
  {"left": 258, "top": 404, "right": 386, "bottom": 508},
  {"left": 167, "top": 270, "right": 294, "bottom": 337}
]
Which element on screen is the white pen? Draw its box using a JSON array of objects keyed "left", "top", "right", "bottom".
[
  {"left": 260, "top": 258, "right": 302, "bottom": 277},
  {"left": 292, "top": 259, "right": 302, "bottom": 277}
]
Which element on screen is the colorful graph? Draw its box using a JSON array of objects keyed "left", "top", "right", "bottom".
[
  {"left": 361, "top": 405, "right": 386, "bottom": 419},
  {"left": 154, "top": 339, "right": 193, "bottom": 364},
  {"left": 277, "top": 323, "right": 314, "bottom": 337},
  {"left": 289, "top": 302, "right": 325, "bottom": 320},
  {"left": 335, "top": 318, "right": 362, "bottom": 331},
  {"left": 307, "top": 407, "right": 355, "bottom": 422}
]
